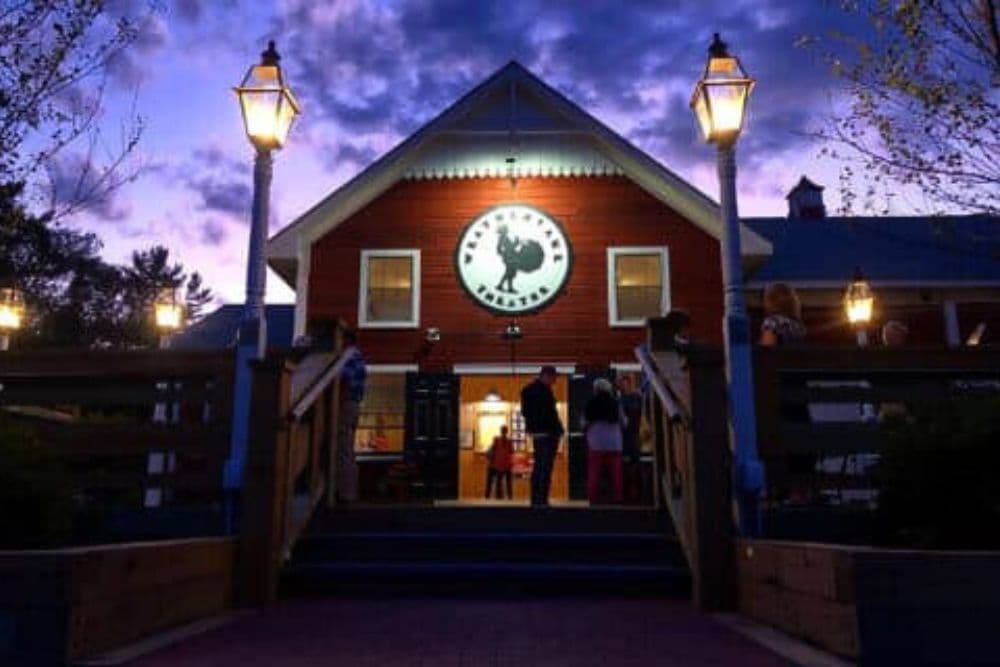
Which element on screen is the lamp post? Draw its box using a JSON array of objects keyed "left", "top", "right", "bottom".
[
  {"left": 226, "top": 41, "right": 299, "bottom": 499},
  {"left": 845, "top": 269, "right": 874, "bottom": 347},
  {"left": 690, "top": 33, "right": 762, "bottom": 535},
  {"left": 0, "top": 287, "right": 25, "bottom": 351}
]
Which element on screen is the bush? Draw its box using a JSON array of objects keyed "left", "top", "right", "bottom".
[
  {"left": 0, "top": 418, "right": 72, "bottom": 548},
  {"left": 878, "top": 398, "right": 1000, "bottom": 549}
]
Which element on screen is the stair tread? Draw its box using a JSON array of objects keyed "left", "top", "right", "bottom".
[
  {"left": 301, "top": 531, "right": 677, "bottom": 541},
  {"left": 288, "top": 561, "right": 687, "bottom": 574}
]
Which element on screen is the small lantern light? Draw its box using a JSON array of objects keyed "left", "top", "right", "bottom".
[
  {"left": 234, "top": 41, "right": 299, "bottom": 150},
  {"left": 0, "top": 287, "right": 25, "bottom": 332},
  {"left": 154, "top": 287, "right": 184, "bottom": 333},
  {"left": 690, "top": 33, "right": 755, "bottom": 145},
  {"left": 0, "top": 287, "right": 24, "bottom": 352},
  {"left": 844, "top": 269, "right": 874, "bottom": 326},
  {"left": 502, "top": 322, "right": 522, "bottom": 341}
]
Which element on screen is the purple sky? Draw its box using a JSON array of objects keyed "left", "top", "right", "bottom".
[{"left": 64, "top": 0, "right": 873, "bottom": 305}]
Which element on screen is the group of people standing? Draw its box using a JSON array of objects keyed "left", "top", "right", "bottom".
[{"left": 496, "top": 365, "right": 643, "bottom": 507}]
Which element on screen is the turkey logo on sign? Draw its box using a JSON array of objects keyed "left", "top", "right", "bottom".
[{"left": 455, "top": 204, "right": 572, "bottom": 315}]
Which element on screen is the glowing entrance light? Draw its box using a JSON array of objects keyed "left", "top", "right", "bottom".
[{"left": 845, "top": 270, "right": 874, "bottom": 326}]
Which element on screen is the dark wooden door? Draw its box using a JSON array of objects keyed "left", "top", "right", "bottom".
[
  {"left": 404, "top": 373, "right": 459, "bottom": 500},
  {"left": 567, "top": 368, "right": 614, "bottom": 500}
]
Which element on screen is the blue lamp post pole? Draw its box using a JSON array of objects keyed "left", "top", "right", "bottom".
[
  {"left": 690, "top": 34, "right": 763, "bottom": 536},
  {"left": 225, "top": 41, "right": 299, "bottom": 522}
]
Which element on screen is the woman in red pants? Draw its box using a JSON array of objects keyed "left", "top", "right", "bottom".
[{"left": 584, "top": 378, "right": 624, "bottom": 504}]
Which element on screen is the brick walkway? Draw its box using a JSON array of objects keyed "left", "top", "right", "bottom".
[{"left": 125, "top": 599, "right": 792, "bottom": 667}]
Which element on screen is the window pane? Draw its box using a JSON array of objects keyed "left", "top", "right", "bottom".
[
  {"left": 616, "top": 253, "right": 662, "bottom": 321},
  {"left": 367, "top": 256, "right": 413, "bottom": 322},
  {"left": 355, "top": 373, "right": 406, "bottom": 453}
]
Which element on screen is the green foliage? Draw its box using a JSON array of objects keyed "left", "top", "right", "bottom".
[
  {"left": 878, "top": 398, "right": 1000, "bottom": 549},
  {"left": 0, "top": 418, "right": 72, "bottom": 548},
  {"left": 0, "top": 185, "right": 214, "bottom": 349},
  {"left": 813, "top": 1, "right": 1000, "bottom": 214}
]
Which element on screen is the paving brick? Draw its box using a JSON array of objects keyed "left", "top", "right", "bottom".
[{"left": 124, "top": 599, "right": 789, "bottom": 667}]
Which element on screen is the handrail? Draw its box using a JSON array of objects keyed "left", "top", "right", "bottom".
[
  {"left": 636, "top": 333, "right": 735, "bottom": 611},
  {"left": 634, "top": 344, "right": 689, "bottom": 424},
  {"left": 288, "top": 348, "right": 351, "bottom": 421}
]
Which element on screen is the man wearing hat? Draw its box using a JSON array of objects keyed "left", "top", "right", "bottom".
[{"left": 520, "top": 365, "right": 565, "bottom": 507}]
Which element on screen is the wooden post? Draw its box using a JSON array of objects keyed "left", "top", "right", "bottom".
[
  {"left": 325, "top": 320, "right": 346, "bottom": 509},
  {"left": 238, "top": 354, "right": 294, "bottom": 606},
  {"left": 685, "top": 346, "right": 737, "bottom": 611}
]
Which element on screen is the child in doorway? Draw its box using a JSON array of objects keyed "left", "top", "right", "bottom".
[{"left": 485, "top": 425, "right": 514, "bottom": 499}]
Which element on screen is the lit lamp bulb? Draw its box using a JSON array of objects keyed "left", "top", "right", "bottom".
[
  {"left": 0, "top": 287, "right": 25, "bottom": 351},
  {"left": 844, "top": 270, "right": 874, "bottom": 346}
]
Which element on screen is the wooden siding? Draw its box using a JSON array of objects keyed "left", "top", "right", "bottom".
[{"left": 308, "top": 176, "right": 723, "bottom": 368}]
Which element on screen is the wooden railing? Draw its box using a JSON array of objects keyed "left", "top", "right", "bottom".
[
  {"left": 637, "top": 319, "right": 735, "bottom": 611},
  {"left": 753, "top": 346, "right": 1000, "bottom": 538},
  {"left": 239, "top": 330, "right": 347, "bottom": 604},
  {"left": 0, "top": 350, "right": 234, "bottom": 543}
]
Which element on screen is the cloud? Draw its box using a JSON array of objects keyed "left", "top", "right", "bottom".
[
  {"left": 106, "top": 12, "right": 171, "bottom": 90},
  {"left": 199, "top": 218, "right": 228, "bottom": 246},
  {"left": 193, "top": 178, "right": 251, "bottom": 218},
  {"left": 45, "top": 152, "right": 132, "bottom": 222},
  {"left": 266, "top": 0, "right": 868, "bottom": 196},
  {"left": 164, "top": 144, "right": 253, "bottom": 220}
]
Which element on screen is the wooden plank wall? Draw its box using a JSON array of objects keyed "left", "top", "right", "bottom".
[
  {"left": 308, "top": 176, "right": 724, "bottom": 369},
  {"left": 0, "top": 537, "right": 237, "bottom": 664}
]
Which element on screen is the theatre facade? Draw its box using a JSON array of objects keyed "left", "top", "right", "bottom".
[{"left": 263, "top": 61, "right": 1000, "bottom": 502}]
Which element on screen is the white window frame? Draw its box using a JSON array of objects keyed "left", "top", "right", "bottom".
[
  {"left": 606, "top": 246, "right": 671, "bottom": 327},
  {"left": 358, "top": 249, "right": 421, "bottom": 329}
]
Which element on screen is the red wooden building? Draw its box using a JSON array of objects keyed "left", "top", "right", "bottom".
[{"left": 263, "top": 62, "right": 1000, "bottom": 502}]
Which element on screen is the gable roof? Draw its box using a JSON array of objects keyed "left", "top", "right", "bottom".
[
  {"left": 745, "top": 215, "right": 1000, "bottom": 286},
  {"left": 786, "top": 175, "right": 824, "bottom": 197},
  {"left": 266, "top": 60, "right": 771, "bottom": 287}
]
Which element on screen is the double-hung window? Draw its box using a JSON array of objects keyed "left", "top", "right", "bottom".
[
  {"left": 358, "top": 249, "right": 420, "bottom": 328},
  {"left": 607, "top": 247, "right": 670, "bottom": 327}
]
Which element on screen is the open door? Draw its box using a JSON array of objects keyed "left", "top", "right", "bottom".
[{"left": 405, "top": 373, "right": 459, "bottom": 500}]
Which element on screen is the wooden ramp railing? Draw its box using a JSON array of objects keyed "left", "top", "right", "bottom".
[
  {"left": 0, "top": 350, "right": 235, "bottom": 542},
  {"left": 753, "top": 346, "right": 1000, "bottom": 527},
  {"left": 636, "top": 319, "right": 735, "bottom": 611},
  {"left": 239, "top": 329, "right": 348, "bottom": 604}
]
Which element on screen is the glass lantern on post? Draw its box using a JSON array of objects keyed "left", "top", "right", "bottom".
[
  {"left": 845, "top": 269, "right": 875, "bottom": 347},
  {"left": 234, "top": 40, "right": 300, "bottom": 151},
  {"left": 154, "top": 287, "right": 184, "bottom": 348},
  {"left": 0, "top": 287, "right": 25, "bottom": 351},
  {"left": 690, "top": 33, "right": 755, "bottom": 147}
]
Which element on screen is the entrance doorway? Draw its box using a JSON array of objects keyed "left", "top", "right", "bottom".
[
  {"left": 404, "top": 373, "right": 459, "bottom": 500},
  {"left": 457, "top": 374, "right": 569, "bottom": 502}
]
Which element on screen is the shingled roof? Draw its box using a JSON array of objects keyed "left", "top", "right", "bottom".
[
  {"left": 168, "top": 304, "right": 296, "bottom": 350},
  {"left": 745, "top": 215, "right": 1000, "bottom": 287}
]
